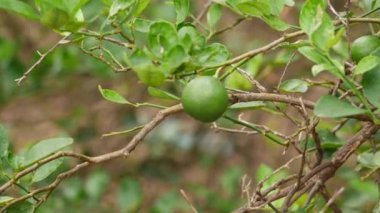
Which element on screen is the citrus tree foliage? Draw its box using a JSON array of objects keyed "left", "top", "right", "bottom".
[{"left": 1, "top": 0, "right": 380, "bottom": 212}]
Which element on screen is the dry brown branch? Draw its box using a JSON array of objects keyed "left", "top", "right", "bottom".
[
  {"left": 235, "top": 123, "right": 379, "bottom": 212},
  {"left": 0, "top": 104, "right": 183, "bottom": 211}
]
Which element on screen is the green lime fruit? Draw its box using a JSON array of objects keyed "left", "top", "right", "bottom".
[
  {"left": 351, "top": 35, "right": 380, "bottom": 62},
  {"left": 181, "top": 76, "right": 229, "bottom": 122}
]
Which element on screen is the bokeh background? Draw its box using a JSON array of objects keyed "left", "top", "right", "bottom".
[{"left": 0, "top": 0, "right": 379, "bottom": 212}]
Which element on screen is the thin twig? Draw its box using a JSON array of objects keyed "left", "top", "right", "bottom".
[
  {"left": 320, "top": 187, "right": 345, "bottom": 213},
  {"left": 15, "top": 34, "right": 71, "bottom": 85},
  {"left": 180, "top": 189, "right": 198, "bottom": 213}
]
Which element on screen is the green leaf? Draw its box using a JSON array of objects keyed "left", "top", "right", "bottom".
[
  {"left": 363, "top": 65, "right": 380, "bottom": 108},
  {"left": 174, "top": 0, "right": 189, "bottom": 23},
  {"left": 117, "top": 178, "right": 143, "bottom": 212},
  {"left": 148, "top": 21, "right": 178, "bottom": 57},
  {"left": 98, "top": 85, "right": 130, "bottom": 104},
  {"left": 148, "top": 87, "right": 179, "bottom": 100},
  {"left": 255, "top": 164, "right": 288, "bottom": 191},
  {"left": 310, "top": 7, "right": 335, "bottom": 51},
  {"left": 163, "top": 45, "right": 189, "bottom": 71},
  {"left": 0, "top": 196, "right": 13, "bottom": 206},
  {"left": 314, "top": 95, "right": 366, "bottom": 118},
  {"left": 236, "top": 1, "right": 271, "bottom": 17},
  {"left": 178, "top": 25, "right": 206, "bottom": 52},
  {"left": 22, "top": 137, "right": 73, "bottom": 167},
  {"left": 194, "top": 43, "right": 230, "bottom": 67},
  {"left": 134, "top": 64, "right": 166, "bottom": 86},
  {"left": 256, "top": 164, "right": 273, "bottom": 182},
  {"left": 5, "top": 200, "right": 34, "bottom": 213},
  {"left": 354, "top": 56, "right": 380, "bottom": 75},
  {"left": 279, "top": 79, "right": 308, "bottom": 93},
  {"left": 373, "top": 152, "right": 380, "bottom": 166},
  {"left": 267, "top": 0, "right": 286, "bottom": 15},
  {"left": 0, "top": 0, "right": 39, "bottom": 20},
  {"left": 0, "top": 125, "right": 9, "bottom": 158},
  {"left": 37, "top": 0, "right": 87, "bottom": 31},
  {"left": 32, "top": 158, "right": 64, "bottom": 182},
  {"left": 262, "top": 14, "right": 290, "bottom": 31},
  {"left": 298, "top": 46, "right": 328, "bottom": 65},
  {"left": 127, "top": 49, "right": 152, "bottom": 68},
  {"left": 299, "top": 0, "right": 323, "bottom": 35},
  {"left": 207, "top": 3, "right": 222, "bottom": 31},
  {"left": 228, "top": 101, "right": 265, "bottom": 110},
  {"left": 109, "top": 0, "right": 134, "bottom": 17},
  {"left": 133, "top": 0, "right": 150, "bottom": 16},
  {"left": 224, "top": 71, "right": 252, "bottom": 90},
  {"left": 311, "top": 63, "right": 335, "bottom": 76},
  {"left": 85, "top": 170, "right": 110, "bottom": 200},
  {"left": 357, "top": 152, "right": 375, "bottom": 168},
  {"left": 133, "top": 18, "right": 152, "bottom": 33}
]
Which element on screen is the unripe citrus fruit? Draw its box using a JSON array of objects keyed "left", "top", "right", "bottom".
[
  {"left": 351, "top": 35, "right": 380, "bottom": 62},
  {"left": 181, "top": 76, "right": 229, "bottom": 122}
]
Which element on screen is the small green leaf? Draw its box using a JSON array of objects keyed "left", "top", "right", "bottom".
[
  {"left": 207, "top": 3, "right": 222, "bottom": 31},
  {"left": 85, "top": 170, "right": 110, "bottom": 200},
  {"left": 163, "top": 45, "right": 189, "bottom": 71},
  {"left": 298, "top": 46, "right": 328, "bottom": 65},
  {"left": 357, "top": 152, "right": 375, "bottom": 168},
  {"left": 236, "top": 1, "right": 271, "bottom": 17},
  {"left": 148, "top": 87, "right": 179, "bottom": 100},
  {"left": 255, "top": 164, "right": 287, "bottom": 191},
  {"left": 127, "top": 49, "right": 152, "bottom": 68},
  {"left": 354, "top": 56, "right": 380, "bottom": 75},
  {"left": 0, "top": 196, "right": 13, "bottom": 206},
  {"left": 256, "top": 164, "right": 273, "bottom": 182},
  {"left": 299, "top": 0, "right": 323, "bottom": 35},
  {"left": 32, "top": 158, "right": 64, "bottom": 182},
  {"left": 22, "top": 137, "right": 73, "bottom": 167},
  {"left": 363, "top": 65, "right": 380, "bottom": 108},
  {"left": 310, "top": 8, "right": 335, "bottom": 51},
  {"left": 267, "top": 0, "right": 286, "bottom": 15},
  {"left": 0, "top": 125, "right": 9, "bottom": 158},
  {"left": 6, "top": 200, "right": 34, "bottom": 213},
  {"left": 134, "top": 65, "right": 166, "bottom": 86},
  {"left": 133, "top": 18, "right": 152, "bottom": 33},
  {"left": 117, "top": 178, "right": 143, "bottom": 212},
  {"left": 148, "top": 21, "right": 178, "bottom": 57},
  {"left": 314, "top": 95, "right": 366, "bottom": 118},
  {"left": 98, "top": 85, "right": 130, "bottom": 104},
  {"left": 109, "top": 0, "right": 134, "bottom": 17},
  {"left": 0, "top": 0, "right": 39, "bottom": 20},
  {"left": 174, "top": 0, "right": 189, "bottom": 23},
  {"left": 228, "top": 101, "right": 265, "bottom": 110},
  {"left": 194, "top": 43, "right": 230, "bottom": 67},
  {"left": 225, "top": 71, "right": 252, "bottom": 91},
  {"left": 178, "top": 25, "right": 206, "bottom": 52},
  {"left": 262, "top": 14, "right": 290, "bottom": 31},
  {"left": 373, "top": 152, "right": 380, "bottom": 166},
  {"left": 311, "top": 63, "right": 335, "bottom": 76},
  {"left": 133, "top": 0, "right": 150, "bottom": 16},
  {"left": 279, "top": 79, "right": 308, "bottom": 93}
]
